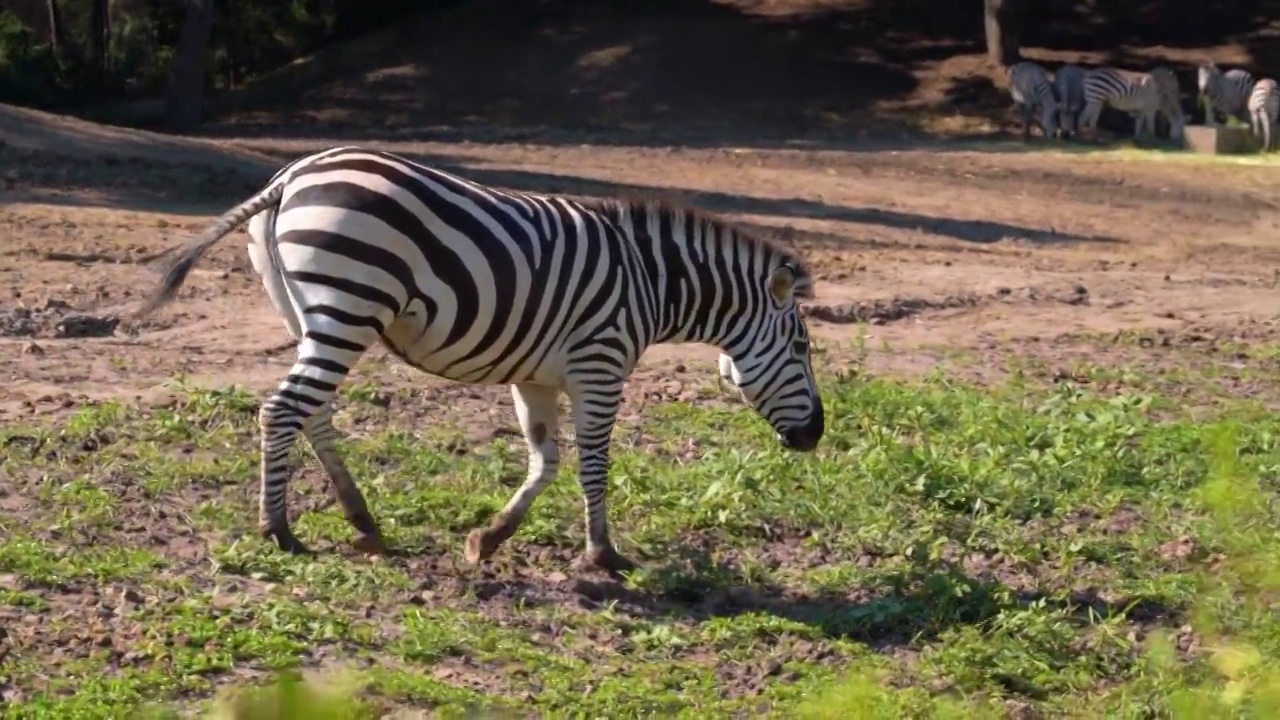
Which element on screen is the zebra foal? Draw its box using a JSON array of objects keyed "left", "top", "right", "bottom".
[
  {"left": 134, "top": 146, "right": 826, "bottom": 573},
  {"left": 1005, "top": 60, "right": 1059, "bottom": 140}
]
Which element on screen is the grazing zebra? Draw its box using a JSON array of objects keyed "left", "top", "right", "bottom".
[
  {"left": 1053, "top": 63, "right": 1087, "bottom": 138},
  {"left": 133, "top": 146, "right": 826, "bottom": 573},
  {"left": 1197, "top": 62, "right": 1255, "bottom": 126},
  {"left": 1005, "top": 60, "right": 1059, "bottom": 140},
  {"left": 1149, "top": 66, "right": 1186, "bottom": 140},
  {"left": 1248, "top": 78, "right": 1279, "bottom": 151},
  {"left": 1079, "top": 67, "right": 1166, "bottom": 142}
]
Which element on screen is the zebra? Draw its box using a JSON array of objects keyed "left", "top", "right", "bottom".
[
  {"left": 1197, "top": 62, "right": 1255, "bottom": 126},
  {"left": 1149, "top": 66, "right": 1186, "bottom": 141},
  {"left": 133, "top": 146, "right": 826, "bottom": 574},
  {"left": 1248, "top": 78, "right": 1279, "bottom": 152},
  {"left": 1079, "top": 67, "right": 1167, "bottom": 142},
  {"left": 1005, "top": 60, "right": 1059, "bottom": 140},
  {"left": 1053, "top": 63, "right": 1087, "bottom": 139}
]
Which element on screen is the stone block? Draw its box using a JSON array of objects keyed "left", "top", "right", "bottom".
[{"left": 1181, "top": 124, "right": 1258, "bottom": 154}]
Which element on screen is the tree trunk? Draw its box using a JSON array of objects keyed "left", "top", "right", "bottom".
[
  {"left": 89, "top": 0, "right": 108, "bottom": 84},
  {"left": 164, "top": 0, "right": 216, "bottom": 132},
  {"left": 984, "top": 0, "right": 1021, "bottom": 67},
  {"left": 46, "top": 0, "right": 64, "bottom": 53}
]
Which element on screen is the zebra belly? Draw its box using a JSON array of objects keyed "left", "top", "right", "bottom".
[
  {"left": 1109, "top": 98, "right": 1150, "bottom": 113},
  {"left": 379, "top": 304, "right": 565, "bottom": 386}
]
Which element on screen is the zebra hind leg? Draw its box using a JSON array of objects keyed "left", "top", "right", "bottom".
[
  {"left": 304, "top": 404, "right": 386, "bottom": 554},
  {"left": 569, "top": 383, "right": 636, "bottom": 575},
  {"left": 259, "top": 331, "right": 378, "bottom": 554},
  {"left": 465, "top": 383, "right": 561, "bottom": 565}
]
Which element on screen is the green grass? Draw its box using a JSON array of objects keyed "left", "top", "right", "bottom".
[{"left": 3, "top": 363, "right": 1280, "bottom": 718}]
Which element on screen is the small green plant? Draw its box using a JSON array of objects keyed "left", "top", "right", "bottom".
[{"left": 206, "top": 671, "right": 373, "bottom": 720}]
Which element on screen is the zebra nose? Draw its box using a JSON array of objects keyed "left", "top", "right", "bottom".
[{"left": 779, "top": 398, "right": 824, "bottom": 452}]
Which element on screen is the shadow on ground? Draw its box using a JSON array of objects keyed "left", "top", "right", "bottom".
[
  {"left": 376, "top": 541, "right": 1186, "bottom": 652},
  {"left": 5, "top": 143, "right": 1124, "bottom": 247}
]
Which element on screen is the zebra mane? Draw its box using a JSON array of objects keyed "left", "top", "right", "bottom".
[{"left": 582, "top": 191, "right": 815, "bottom": 300}]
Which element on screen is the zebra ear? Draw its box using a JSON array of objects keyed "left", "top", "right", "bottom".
[{"left": 768, "top": 264, "right": 797, "bottom": 303}]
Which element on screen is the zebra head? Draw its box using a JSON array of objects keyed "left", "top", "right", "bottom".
[{"left": 717, "top": 262, "right": 825, "bottom": 452}]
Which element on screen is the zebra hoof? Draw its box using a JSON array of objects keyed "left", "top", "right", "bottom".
[
  {"left": 464, "top": 520, "right": 516, "bottom": 565},
  {"left": 262, "top": 524, "right": 311, "bottom": 555},
  {"left": 578, "top": 545, "right": 639, "bottom": 576},
  {"left": 351, "top": 531, "right": 388, "bottom": 556}
]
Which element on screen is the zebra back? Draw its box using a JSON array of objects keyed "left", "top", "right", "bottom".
[{"left": 1083, "top": 67, "right": 1160, "bottom": 112}]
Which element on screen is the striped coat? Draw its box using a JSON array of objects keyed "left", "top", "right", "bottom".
[{"left": 135, "top": 146, "right": 826, "bottom": 572}]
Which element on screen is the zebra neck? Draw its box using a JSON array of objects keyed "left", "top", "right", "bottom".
[
  {"left": 647, "top": 260, "right": 754, "bottom": 350},
  {"left": 606, "top": 198, "right": 757, "bottom": 351}
]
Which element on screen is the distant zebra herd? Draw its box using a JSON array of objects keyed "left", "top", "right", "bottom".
[{"left": 1006, "top": 59, "right": 1279, "bottom": 152}]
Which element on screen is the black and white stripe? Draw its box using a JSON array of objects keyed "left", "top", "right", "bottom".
[
  {"left": 1149, "top": 66, "right": 1186, "bottom": 140},
  {"left": 1079, "top": 67, "right": 1165, "bottom": 141},
  {"left": 1198, "top": 63, "right": 1255, "bottom": 125},
  {"left": 1248, "top": 78, "right": 1279, "bottom": 152},
  {"left": 1006, "top": 60, "right": 1059, "bottom": 140},
  {"left": 135, "top": 146, "right": 826, "bottom": 572},
  {"left": 1053, "top": 63, "right": 1086, "bottom": 138}
]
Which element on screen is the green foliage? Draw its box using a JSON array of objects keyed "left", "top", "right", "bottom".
[
  {"left": 0, "top": 10, "right": 61, "bottom": 104},
  {"left": 0, "top": 0, "right": 342, "bottom": 105}
]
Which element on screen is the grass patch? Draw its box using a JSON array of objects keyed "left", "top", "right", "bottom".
[{"left": 2, "top": 365, "right": 1280, "bottom": 716}]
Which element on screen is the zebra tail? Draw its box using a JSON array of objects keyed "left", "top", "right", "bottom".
[{"left": 133, "top": 180, "right": 288, "bottom": 320}]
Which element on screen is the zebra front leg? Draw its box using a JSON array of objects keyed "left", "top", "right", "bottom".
[
  {"left": 570, "top": 384, "right": 636, "bottom": 575},
  {"left": 465, "top": 383, "right": 560, "bottom": 564},
  {"left": 259, "top": 332, "right": 374, "bottom": 554},
  {"left": 1134, "top": 110, "right": 1154, "bottom": 143},
  {"left": 304, "top": 404, "right": 386, "bottom": 555},
  {"left": 1079, "top": 101, "right": 1101, "bottom": 142}
]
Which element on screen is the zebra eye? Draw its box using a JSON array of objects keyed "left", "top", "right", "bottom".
[{"left": 792, "top": 340, "right": 808, "bottom": 356}]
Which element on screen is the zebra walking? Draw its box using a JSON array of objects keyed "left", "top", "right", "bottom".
[
  {"left": 1053, "top": 63, "right": 1086, "bottom": 139},
  {"left": 134, "top": 146, "right": 826, "bottom": 573},
  {"left": 1248, "top": 78, "right": 1279, "bottom": 151},
  {"left": 1197, "top": 62, "right": 1255, "bottom": 126},
  {"left": 1079, "top": 67, "right": 1166, "bottom": 142},
  {"left": 1005, "top": 60, "right": 1059, "bottom": 140}
]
